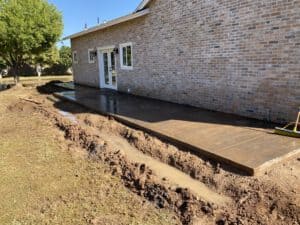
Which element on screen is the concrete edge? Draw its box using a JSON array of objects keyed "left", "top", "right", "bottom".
[{"left": 254, "top": 147, "right": 300, "bottom": 175}]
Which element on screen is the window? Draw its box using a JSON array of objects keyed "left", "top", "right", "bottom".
[
  {"left": 72, "top": 51, "right": 78, "bottom": 64},
  {"left": 120, "top": 42, "right": 133, "bottom": 70},
  {"left": 88, "top": 49, "right": 96, "bottom": 63}
]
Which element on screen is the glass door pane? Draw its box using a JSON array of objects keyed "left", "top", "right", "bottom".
[
  {"left": 127, "top": 46, "right": 132, "bottom": 66},
  {"left": 103, "top": 52, "right": 109, "bottom": 85},
  {"left": 110, "top": 51, "right": 116, "bottom": 86}
]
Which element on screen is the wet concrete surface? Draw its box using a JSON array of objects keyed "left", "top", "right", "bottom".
[{"left": 54, "top": 85, "right": 300, "bottom": 175}]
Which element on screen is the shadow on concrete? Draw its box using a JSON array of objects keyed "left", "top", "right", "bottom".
[{"left": 40, "top": 82, "right": 279, "bottom": 129}]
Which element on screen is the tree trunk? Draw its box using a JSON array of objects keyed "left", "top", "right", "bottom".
[
  {"left": 11, "top": 64, "right": 21, "bottom": 84},
  {"left": 14, "top": 74, "right": 20, "bottom": 84}
]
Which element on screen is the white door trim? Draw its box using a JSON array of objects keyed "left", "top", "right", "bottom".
[
  {"left": 97, "top": 45, "right": 116, "bottom": 51},
  {"left": 97, "top": 46, "right": 117, "bottom": 90}
]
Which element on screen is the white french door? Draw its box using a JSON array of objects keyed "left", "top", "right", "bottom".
[{"left": 99, "top": 48, "right": 117, "bottom": 90}]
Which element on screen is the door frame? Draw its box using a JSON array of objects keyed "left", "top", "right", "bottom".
[{"left": 97, "top": 45, "right": 117, "bottom": 90}]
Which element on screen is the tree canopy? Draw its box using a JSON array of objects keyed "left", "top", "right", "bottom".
[
  {"left": 58, "top": 46, "right": 72, "bottom": 70},
  {"left": 0, "top": 0, "right": 63, "bottom": 80},
  {"left": 43, "top": 46, "right": 72, "bottom": 75},
  {"left": 0, "top": 57, "right": 5, "bottom": 70},
  {"left": 33, "top": 46, "right": 60, "bottom": 66}
]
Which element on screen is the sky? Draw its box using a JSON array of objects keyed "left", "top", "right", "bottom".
[{"left": 48, "top": 0, "right": 142, "bottom": 46}]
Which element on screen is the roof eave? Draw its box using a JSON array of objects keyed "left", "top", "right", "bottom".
[{"left": 63, "top": 8, "right": 150, "bottom": 40}]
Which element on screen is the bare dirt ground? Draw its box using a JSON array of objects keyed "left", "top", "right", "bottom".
[
  {"left": 0, "top": 83, "right": 299, "bottom": 225},
  {"left": 0, "top": 85, "right": 179, "bottom": 225}
]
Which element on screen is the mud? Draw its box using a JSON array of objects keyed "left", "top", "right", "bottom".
[{"left": 7, "top": 84, "right": 300, "bottom": 225}]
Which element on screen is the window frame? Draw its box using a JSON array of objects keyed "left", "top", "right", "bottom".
[
  {"left": 119, "top": 42, "right": 133, "bottom": 70},
  {"left": 88, "top": 49, "right": 96, "bottom": 64},
  {"left": 72, "top": 51, "right": 78, "bottom": 64}
]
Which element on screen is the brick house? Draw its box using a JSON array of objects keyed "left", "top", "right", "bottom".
[{"left": 64, "top": 0, "right": 300, "bottom": 123}]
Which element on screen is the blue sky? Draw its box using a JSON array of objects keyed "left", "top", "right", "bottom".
[{"left": 48, "top": 0, "right": 142, "bottom": 46}]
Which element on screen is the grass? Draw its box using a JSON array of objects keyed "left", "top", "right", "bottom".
[{"left": 0, "top": 90, "right": 179, "bottom": 225}]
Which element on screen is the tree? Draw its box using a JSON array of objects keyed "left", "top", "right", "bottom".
[
  {"left": 43, "top": 46, "right": 72, "bottom": 75},
  {"left": 33, "top": 46, "right": 60, "bottom": 66},
  {"left": 0, "top": 0, "right": 63, "bottom": 82},
  {"left": 58, "top": 46, "right": 72, "bottom": 70}
]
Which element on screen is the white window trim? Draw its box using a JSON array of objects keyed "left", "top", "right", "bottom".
[
  {"left": 72, "top": 51, "right": 78, "bottom": 64},
  {"left": 88, "top": 49, "right": 96, "bottom": 64},
  {"left": 120, "top": 42, "right": 133, "bottom": 70}
]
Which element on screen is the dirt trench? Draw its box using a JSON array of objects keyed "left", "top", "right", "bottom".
[
  {"left": 15, "top": 104, "right": 214, "bottom": 224},
  {"left": 78, "top": 109, "right": 300, "bottom": 225},
  {"left": 10, "top": 85, "right": 300, "bottom": 225}
]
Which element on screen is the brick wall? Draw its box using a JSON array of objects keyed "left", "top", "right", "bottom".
[{"left": 71, "top": 0, "right": 300, "bottom": 122}]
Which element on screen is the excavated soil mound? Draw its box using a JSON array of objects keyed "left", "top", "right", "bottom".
[{"left": 7, "top": 101, "right": 37, "bottom": 114}]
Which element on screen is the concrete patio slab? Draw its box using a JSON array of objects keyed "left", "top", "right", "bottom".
[{"left": 54, "top": 85, "right": 300, "bottom": 175}]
